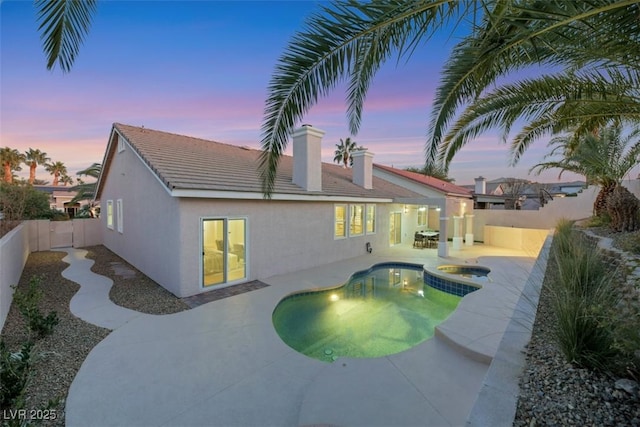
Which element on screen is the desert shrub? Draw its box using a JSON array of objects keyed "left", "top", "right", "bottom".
[
  {"left": 550, "top": 221, "right": 640, "bottom": 375},
  {"left": 551, "top": 239, "right": 618, "bottom": 369},
  {"left": 11, "top": 276, "right": 59, "bottom": 339},
  {"left": 0, "top": 340, "right": 32, "bottom": 408}
]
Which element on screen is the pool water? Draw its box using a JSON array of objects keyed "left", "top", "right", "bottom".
[{"left": 272, "top": 265, "right": 462, "bottom": 362}]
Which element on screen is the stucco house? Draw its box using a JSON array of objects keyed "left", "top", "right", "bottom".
[{"left": 96, "top": 123, "right": 472, "bottom": 297}]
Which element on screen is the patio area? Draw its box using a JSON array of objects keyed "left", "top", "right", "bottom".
[{"left": 64, "top": 242, "right": 542, "bottom": 426}]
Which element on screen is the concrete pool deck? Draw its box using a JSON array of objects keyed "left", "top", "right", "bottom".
[{"left": 62, "top": 242, "right": 547, "bottom": 426}]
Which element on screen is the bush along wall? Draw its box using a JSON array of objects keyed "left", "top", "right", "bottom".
[{"left": 549, "top": 224, "right": 640, "bottom": 378}]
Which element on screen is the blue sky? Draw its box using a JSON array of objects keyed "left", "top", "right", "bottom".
[{"left": 1, "top": 0, "right": 581, "bottom": 185}]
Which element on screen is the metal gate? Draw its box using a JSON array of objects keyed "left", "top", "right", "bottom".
[{"left": 50, "top": 221, "right": 73, "bottom": 248}]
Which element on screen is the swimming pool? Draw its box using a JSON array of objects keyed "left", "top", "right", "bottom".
[{"left": 272, "top": 262, "right": 464, "bottom": 362}]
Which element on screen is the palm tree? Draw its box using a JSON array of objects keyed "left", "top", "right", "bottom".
[
  {"left": 35, "top": 0, "right": 98, "bottom": 73},
  {"left": 60, "top": 174, "right": 74, "bottom": 186},
  {"left": 24, "top": 148, "right": 50, "bottom": 185},
  {"left": 71, "top": 162, "right": 101, "bottom": 203},
  {"left": 45, "top": 161, "right": 68, "bottom": 186},
  {"left": 333, "top": 137, "right": 358, "bottom": 168},
  {"left": 530, "top": 124, "right": 640, "bottom": 219},
  {"left": 259, "top": 0, "right": 640, "bottom": 196},
  {"left": 0, "top": 147, "right": 26, "bottom": 183}
]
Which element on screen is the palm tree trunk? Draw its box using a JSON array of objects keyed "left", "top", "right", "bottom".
[
  {"left": 29, "top": 164, "right": 36, "bottom": 184},
  {"left": 3, "top": 163, "right": 12, "bottom": 183},
  {"left": 593, "top": 183, "right": 616, "bottom": 217},
  {"left": 607, "top": 186, "right": 640, "bottom": 232}
]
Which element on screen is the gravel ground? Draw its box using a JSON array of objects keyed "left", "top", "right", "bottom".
[
  {"left": 0, "top": 246, "right": 188, "bottom": 426},
  {"left": 0, "top": 251, "right": 110, "bottom": 427},
  {"left": 84, "top": 245, "right": 189, "bottom": 315},
  {"left": 514, "top": 230, "right": 640, "bottom": 427}
]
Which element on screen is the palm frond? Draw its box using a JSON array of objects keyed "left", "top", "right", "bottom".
[
  {"left": 437, "top": 70, "right": 640, "bottom": 166},
  {"left": 259, "top": 0, "right": 468, "bottom": 196},
  {"left": 428, "top": 0, "right": 640, "bottom": 163},
  {"left": 35, "top": 0, "right": 98, "bottom": 72}
]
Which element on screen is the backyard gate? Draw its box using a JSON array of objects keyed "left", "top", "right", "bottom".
[{"left": 49, "top": 221, "right": 73, "bottom": 248}]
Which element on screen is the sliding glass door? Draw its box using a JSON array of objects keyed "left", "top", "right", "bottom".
[{"left": 202, "top": 218, "right": 246, "bottom": 287}]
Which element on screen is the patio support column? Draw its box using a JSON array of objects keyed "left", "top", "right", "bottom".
[
  {"left": 465, "top": 214, "right": 474, "bottom": 246},
  {"left": 438, "top": 216, "right": 449, "bottom": 257},
  {"left": 452, "top": 216, "right": 463, "bottom": 250}
]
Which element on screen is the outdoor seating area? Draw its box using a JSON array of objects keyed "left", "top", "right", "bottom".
[{"left": 413, "top": 230, "right": 439, "bottom": 249}]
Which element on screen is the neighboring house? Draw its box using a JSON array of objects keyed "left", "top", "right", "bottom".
[
  {"left": 462, "top": 176, "right": 509, "bottom": 210},
  {"left": 98, "top": 123, "right": 461, "bottom": 297},
  {"left": 34, "top": 185, "right": 81, "bottom": 217},
  {"left": 549, "top": 181, "right": 586, "bottom": 195}
]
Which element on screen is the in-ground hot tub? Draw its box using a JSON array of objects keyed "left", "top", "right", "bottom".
[{"left": 422, "top": 264, "right": 489, "bottom": 297}]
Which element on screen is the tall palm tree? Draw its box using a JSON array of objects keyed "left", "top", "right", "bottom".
[
  {"left": 333, "top": 137, "right": 358, "bottom": 168},
  {"left": 35, "top": 0, "right": 98, "bottom": 72},
  {"left": 259, "top": 0, "right": 640, "bottom": 196},
  {"left": 24, "top": 148, "right": 50, "bottom": 185},
  {"left": 530, "top": 124, "right": 640, "bottom": 217},
  {"left": 0, "top": 147, "right": 26, "bottom": 183},
  {"left": 45, "top": 161, "right": 67, "bottom": 186},
  {"left": 71, "top": 162, "right": 101, "bottom": 203}
]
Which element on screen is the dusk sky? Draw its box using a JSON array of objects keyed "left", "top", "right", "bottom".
[{"left": 1, "top": 0, "right": 585, "bottom": 185}]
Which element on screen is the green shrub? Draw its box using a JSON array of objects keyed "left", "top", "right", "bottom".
[
  {"left": 11, "top": 276, "right": 59, "bottom": 339},
  {"left": 0, "top": 340, "right": 32, "bottom": 408},
  {"left": 0, "top": 183, "right": 52, "bottom": 220},
  {"left": 551, "top": 241, "right": 618, "bottom": 369},
  {"left": 550, "top": 221, "right": 640, "bottom": 375},
  {"left": 585, "top": 213, "right": 611, "bottom": 228}
]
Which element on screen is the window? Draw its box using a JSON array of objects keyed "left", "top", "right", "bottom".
[
  {"left": 117, "top": 136, "right": 125, "bottom": 153},
  {"left": 106, "top": 200, "right": 114, "bottom": 230},
  {"left": 334, "top": 205, "right": 346, "bottom": 238},
  {"left": 349, "top": 204, "right": 364, "bottom": 236},
  {"left": 116, "top": 199, "right": 123, "bottom": 233},
  {"left": 366, "top": 204, "right": 376, "bottom": 234},
  {"left": 417, "top": 206, "right": 427, "bottom": 227}
]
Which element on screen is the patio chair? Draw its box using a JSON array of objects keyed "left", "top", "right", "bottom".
[{"left": 413, "top": 232, "right": 425, "bottom": 249}]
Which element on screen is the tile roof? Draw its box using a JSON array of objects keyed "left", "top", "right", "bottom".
[
  {"left": 97, "top": 123, "right": 422, "bottom": 200},
  {"left": 373, "top": 164, "right": 472, "bottom": 198}
]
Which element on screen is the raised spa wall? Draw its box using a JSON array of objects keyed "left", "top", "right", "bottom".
[{"left": 423, "top": 265, "right": 485, "bottom": 297}]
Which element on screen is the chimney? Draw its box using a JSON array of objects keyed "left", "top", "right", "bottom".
[
  {"left": 351, "top": 149, "right": 374, "bottom": 189},
  {"left": 474, "top": 176, "right": 486, "bottom": 194},
  {"left": 292, "top": 124, "right": 324, "bottom": 191}
]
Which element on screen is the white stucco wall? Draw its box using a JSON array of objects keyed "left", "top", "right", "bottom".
[
  {"left": 100, "top": 141, "right": 182, "bottom": 296},
  {"left": 177, "top": 199, "right": 397, "bottom": 297},
  {"left": 472, "top": 185, "right": 600, "bottom": 241}
]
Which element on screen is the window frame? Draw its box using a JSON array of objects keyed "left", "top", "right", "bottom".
[
  {"left": 366, "top": 204, "right": 376, "bottom": 234},
  {"left": 334, "top": 204, "right": 347, "bottom": 239},
  {"left": 349, "top": 204, "right": 365, "bottom": 237},
  {"left": 106, "top": 200, "right": 114, "bottom": 230},
  {"left": 116, "top": 199, "right": 123, "bottom": 233}
]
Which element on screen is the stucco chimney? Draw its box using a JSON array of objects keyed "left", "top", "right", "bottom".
[
  {"left": 292, "top": 125, "right": 325, "bottom": 191},
  {"left": 474, "top": 176, "right": 486, "bottom": 194},
  {"left": 351, "top": 149, "right": 374, "bottom": 189}
]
